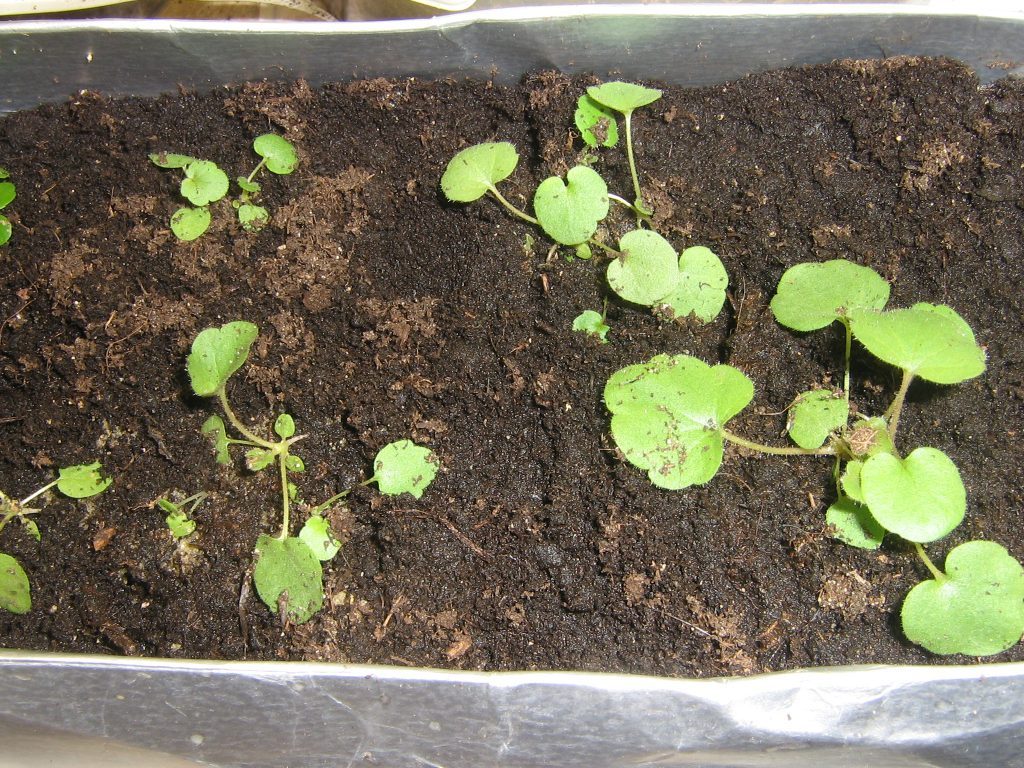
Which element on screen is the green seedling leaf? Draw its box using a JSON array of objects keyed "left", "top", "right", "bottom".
[
  {"left": 56, "top": 462, "right": 112, "bottom": 499},
  {"left": 848, "top": 303, "right": 986, "bottom": 384},
  {"left": 253, "top": 535, "right": 323, "bottom": 624},
  {"left": 0, "top": 181, "right": 15, "bottom": 210},
  {"left": 861, "top": 447, "right": 965, "bottom": 543},
  {"left": 253, "top": 134, "right": 299, "bottom": 175},
  {"left": 587, "top": 81, "right": 663, "bottom": 114},
  {"left": 605, "top": 354, "right": 754, "bottom": 490},
  {"left": 299, "top": 515, "right": 341, "bottom": 561},
  {"left": 187, "top": 321, "right": 259, "bottom": 397},
  {"left": 165, "top": 509, "right": 196, "bottom": 539},
  {"left": 21, "top": 518, "right": 40, "bottom": 542},
  {"left": 533, "top": 165, "right": 609, "bottom": 246},
  {"left": 658, "top": 246, "right": 728, "bottom": 323},
  {"left": 845, "top": 416, "right": 896, "bottom": 459},
  {"left": 237, "top": 203, "right": 269, "bottom": 232},
  {"left": 236, "top": 176, "right": 261, "bottom": 194},
  {"left": 0, "top": 216, "right": 11, "bottom": 246},
  {"left": 180, "top": 160, "right": 229, "bottom": 206},
  {"left": 788, "top": 389, "right": 848, "bottom": 450},
  {"left": 274, "top": 413, "right": 296, "bottom": 439},
  {"left": 373, "top": 440, "right": 439, "bottom": 499},
  {"left": 170, "top": 206, "right": 212, "bottom": 241},
  {"left": 902, "top": 540, "right": 1024, "bottom": 656},
  {"left": 149, "top": 151, "right": 197, "bottom": 169},
  {"left": 0, "top": 553, "right": 30, "bottom": 614},
  {"left": 606, "top": 229, "right": 679, "bottom": 306},
  {"left": 575, "top": 94, "right": 619, "bottom": 148},
  {"left": 246, "top": 448, "right": 276, "bottom": 472},
  {"left": 572, "top": 310, "right": 610, "bottom": 343},
  {"left": 0, "top": 167, "right": 9, "bottom": 178},
  {"left": 574, "top": 243, "right": 593, "bottom": 261},
  {"left": 201, "top": 415, "right": 232, "bottom": 465},
  {"left": 840, "top": 460, "right": 865, "bottom": 503},
  {"left": 441, "top": 142, "right": 519, "bottom": 203},
  {"left": 285, "top": 455, "right": 305, "bottom": 473},
  {"left": 771, "top": 259, "right": 890, "bottom": 331},
  {"left": 826, "top": 496, "right": 885, "bottom": 550}
]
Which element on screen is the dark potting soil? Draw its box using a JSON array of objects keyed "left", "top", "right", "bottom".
[{"left": 1, "top": 57, "right": 1022, "bottom": 675}]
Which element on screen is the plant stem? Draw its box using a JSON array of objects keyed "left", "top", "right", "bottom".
[
  {"left": 311, "top": 488, "right": 352, "bottom": 516},
  {"left": 278, "top": 453, "right": 291, "bottom": 539},
  {"left": 841, "top": 318, "right": 852, "bottom": 409},
  {"left": 487, "top": 187, "right": 538, "bottom": 226},
  {"left": 246, "top": 158, "right": 267, "bottom": 185},
  {"left": 885, "top": 369, "right": 915, "bottom": 441},
  {"left": 19, "top": 480, "right": 57, "bottom": 507},
  {"left": 623, "top": 112, "right": 653, "bottom": 218},
  {"left": 588, "top": 238, "right": 620, "bottom": 256},
  {"left": 721, "top": 430, "right": 835, "bottom": 456},
  {"left": 914, "top": 542, "right": 946, "bottom": 582},
  {"left": 217, "top": 389, "right": 275, "bottom": 449}
]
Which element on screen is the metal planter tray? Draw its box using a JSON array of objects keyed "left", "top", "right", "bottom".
[{"left": 2, "top": 5, "right": 1024, "bottom": 767}]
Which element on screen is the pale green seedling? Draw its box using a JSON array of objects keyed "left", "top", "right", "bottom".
[
  {"left": 788, "top": 390, "right": 849, "bottom": 450},
  {"left": 574, "top": 95, "right": 619, "bottom": 148},
  {"left": 533, "top": 165, "right": 609, "bottom": 246},
  {"left": 657, "top": 246, "right": 728, "bottom": 323},
  {"left": 442, "top": 142, "right": 523, "bottom": 206},
  {"left": 572, "top": 309, "right": 610, "bottom": 343},
  {"left": 0, "top": 167, "right": 16, "bottom": 246},
  {"left": 606, "top": 229, "right": 679, "bottom": 306},
  {"left": 157, "top": 492, "right": 207, "bottom": 539},
  {"left": 367, "top": 440, "right": 439, "bottom": 499}
]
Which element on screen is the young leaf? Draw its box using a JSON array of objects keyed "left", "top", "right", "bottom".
[
  {"left": 372, "top": 440, "right": 439, "bottom": 499},
  {"left": 149, "top": 151, "right": 197, "bottom": 169},
  {"left": 845, "top": 416, "right": 896, "bottom": 459},
  {"left": 441, "top": 142, "right": 519, "bottom": 203},
  {"left": 165, "top": 509, "right": 196, "bottom": 539},
  {"left": 574, "top": 94, "right": 619, "bottom": 148},
  {"left": 0, "top": 553, "right": 31, "bottom": 614},
  {"left": 285, "top": 455, "right": 305, "bottom": 473},
  {"left": 245, "top": 448, "right": 276, "bottom": 472},
  {"left": 787, "top": 389, "right": 848, "bottom": 450},
  {"left": 770, "top": 259, "right": 890, "bottom": 331},
  {"left": 826, "top": 496, "right": 885, "bottom": 550},
  {"left": 237, "top": 203, "right": 269, "bottom": 232},
  {"left": 572, "top": 310, "right": 610, "bottom": 343},
  {"left": 274, "top": 414, "right": 296, "bottom": 439},
  {"left": 861, "top": 447, "right": 965, "bottom": 543},
  {"left": 604, "top": 354, "right": 754, "bottom": 489},
  {"left": 848, "top": 303, "right": 986, "bottom": 384},
  {"left": 574, "top": 243, "right": 592, "bottom": 261},
  {"left": 587, "top": 82, "right": 663, "bottom": 114},
  {"left": 236, "top": 176, "right": 261, "bottom": 194},
  {"left": 657, "top": 246, "right": 728, "bottom": 323},
  {"left": 180, "top": 160, "right": 229, "bottom": 207},
  {"left": 187, "top": 321, "right": 259, "bottom": 397},
  {"left": 252, "top": 535, "right": 323, "bottom": 624},
  {"left": 0, "top": 216, "right": 12, "bottom": 246},
  {"left": 56, "top": 462, "right": 112, "bottom": 499},
  {"left": 201, "top": 415, "right": 232, "bottom": 465},
  {"left": 840, "top": 460, "right": 865, "bottom": 503},
  {"left": 902, "top": 541, "right": 1024, "bottom": 656},
  {"left": 170, "top": 206, "right": 212, "bottom": 241},
  {"left": 253, "top": 134, "right": 299, "bottom": 175},
  {"left": 606, "top": 229, "right": 679, "bottom": 306},
  {"left": 533, "top": 165, "right": 609, "bottom": 246},
  {"left": 21, "top": 518, "right": 40, "bottom": 542},
  {"left": 0, "top": 181, "right": 15, "bottom": 210},
  {"left": 299, "top": 515, "right": 341, "bottom": 561}
]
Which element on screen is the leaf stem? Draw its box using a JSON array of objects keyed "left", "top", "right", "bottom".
[
  {"left": 841, "top": 318, "right": 852, "bottom": 409},
  {"left": 278, "top": 452, "right": 291, "bottom": 540},
  {"left": 885, "top": 369, "right": 915, "bottom": 442},
  {"left": 217, "top": 389, "right": 275, "bottom": 449},
  {"left": 19, "top": 480, "right": 58, "bottom": 507},
  {"left": 623, "top": 112, "right": 649, "bottom": 217},
  {"left": 246, "top": 158, "right": 267, "bottom": 185},
  {"left": 721, "top": 430, "right": 835, "bottom": 457},
  {"left": 914, "top": 542, "right": 946, "bottom": 582},
  {"left": 487, "top": 187, "right": 538, "bottom": 226}
]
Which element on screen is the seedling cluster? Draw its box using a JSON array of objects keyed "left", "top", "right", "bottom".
[
  {"left": 0, "top": 166, "right": 15, "bottom": 246},
  {"left": 187, "top": 321, "right": 438, "bottom": 624},
  {"left": 0, "top": 463, "right": 111, "bottom": 614},
  {"left": 150, "top": 134, "right": 298, "bottom": 241},
  {"left": 605, "top": 259, "right": 1024, "bottom": 656}
]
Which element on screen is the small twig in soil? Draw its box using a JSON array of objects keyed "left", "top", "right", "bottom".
[{"left": 408, "top": 510, "right": 491, "bottom": 560}]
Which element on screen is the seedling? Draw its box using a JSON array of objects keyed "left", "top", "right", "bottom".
[
  {"left": 150, "top": 134, "right": 298, "bottom": 241},
  {"left": 188, "top": 321, "right": 438, "bottom": 624},
  {"left": 0, "top": 463, "right": 112, "bottom": 614},
  {"left": 0, "top": 167, "right": 15, "bottom": 246},
  {"left": 157, "top": 492, "right": 207, "bottom": 539},
  {"left": 572, "top": 308, "right": 610, "bottom": 343},
  {"left": 605, "top": 258, "right": 1023, "bottom": 655}
]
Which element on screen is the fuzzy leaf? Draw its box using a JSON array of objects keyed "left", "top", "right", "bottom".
[
  {"left": 0, "top": 181, "right": 15, "bottom": 210},
  {"left": 57, "top": 462, "right": 111, "bottom": 498},
  {"left": 587, "top": 81, "right": 663, "bottom": 114},
  {"left": 201, "top": 415, "right": 233, "bottom": 465},
  {"left": 658, "top": 246, "right": 728, "bottom": 323},
  {"left": 441, "top": 142, "right": 519, "bottom": 203},
  {"left": 826, "top": 496, "right": 885, "bottom": 550},
  {"left": 574, "top": 94, "right": 619, "bottom": 148},
  {"left": 533, "top": 165, "right": 609, "bottom": 246},
  {"left": 848, "top": 303, "right": 986, "bottom": 384},
  {"left": 902, "top": 541, "right": 1024, "bottom": 656},
  {"left": 299, "top": 515, "right": 342, "bottom": 561},
  {"left": 373, "top": 440, "right": 439, "bottom": 499},
  {"left": 0, "top": 553, "right": 30, "bottom": 614},
  {"left": 237, "top": 203, "right": 269, "bottom": 232},
  {"left": 605, "top": 354, "right": 754, "bottom": 490},
  {"left": 187, "top": 321, "right": 259, "bottom": 397},
  {"left": 861, "top": 447, "right": 965, "bottom": 543},
  {"left": 770, "top": 259, "right": 890, "bottom": 331},
  {"left": 788, "top": 389, "right": 848, "bottom": 450},
  {"left": 180, "top": 160, "right": 229, "bottom": 206},
  {"left": 253, "top": 134, "right": 299, "bottom": 175},
  {"left": 149, "top": 151, "right": 197, "bottom": 169},
  {"left": 252, "top": 535, "right": 323, "bottom": 624},
  {"left": 572, "top": 310, "right": 609, "bottom": 343},
  {"left": 170, "top": 206, "right": 211, "bottom": 241},
  {"left": 606, "top": 229, "right": 679, "bottom": 306}
]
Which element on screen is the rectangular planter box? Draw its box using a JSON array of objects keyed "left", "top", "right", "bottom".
[{"left": 1, "top": 6, "right": 1023, "bottom": 767}]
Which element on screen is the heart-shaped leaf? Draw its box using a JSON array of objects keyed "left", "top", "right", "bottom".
[
  {"left": 657, "top": 246, "right": 728, "bottom": 323},
  {"left": 606, "top": 229, "right": 679, "bottom": 306},
  {"left": 253, "top": 535, "right": 323, "bottom": 624},
  {"left": 861, "top": 447, "right": 965, "bottom": 543},
  {"left": 180, "top": 160, "right": 229, "bottom": 206},
  {"left": 253, "top": 133, "right": 299, "bottom": 175},
  {"left": 187, "top": 321, "right": 259, "bottom": 397},
  {"left": 587, "top": 81, "right": 663, "bottom": 114},
  {"left": 848, "top": 303, "right": 986, "bottom": 384},
  {"left": 299, "top": 515, "right": 342, "bottom": 561},
  {"left": 902, "top": 541, "right": 1024, "bottom": 656},
  {"left": 0, "top": 554, "right": 31, "bottom": 614},
  {"left": 441, "top": 142, "right": 519, "bottom": 203},
  {"left": 373, "top": 440, "right": 439, "bottom": 499},
  {"left": 787, "top": 389, "right": 848, "bottom": 450},
  {"left": 572, "top": 310, "right": 609, "bottom": 343},
  {"left": 770, "top": 259, "right": 890, "bottom": 331},
  {"left": 605, "top": 354, "right": 754, "bottom": 489},
  {"left": 826, "top": 496, "right": 885, "bottom": 550},
  {"left": 56, "top": 462, "right": 112, "bottom": 499},
  {"left": 533, "top": 165, "right": 609, "bottom": 246},
  {"left": 574, "top": 94, "right": 619, "bottom": 148},
  {"left": 170, "top": 206, "right": 212, "bottom": 241}
]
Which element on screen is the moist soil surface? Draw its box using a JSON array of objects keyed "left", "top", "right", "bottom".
[{"left": 1, "top": 57, "right": 1023, "bottom": 676}]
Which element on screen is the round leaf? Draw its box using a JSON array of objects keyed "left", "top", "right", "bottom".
[
  {"left": 237, "top": 203, "right": 269, "bottom": 232},
  {"left": 586, "top": 81, "right": 663, "bottom": 114},
  {"left": 0, "top": 554, "right": 31, "bottom": 614},
  {"left": 187, "top": 321, "right": 259, "bottom": 397},
  {"left": 0, "top": 215, "right": 11, "bottom": 246},
  {"left": 606, "top": 229, "right": 679, "bottom": 306},
  {"left": 0, "top": 181, "right": 15, "bottom": 210},
  {"left": 848, "top": 303, "right": 986, "bottom": 384},
  {"left": 787, "top": 389, "right": 848, "bottom": 450},
  {"left": 274, "top": 413, "right": 296, "bottom": 439},
  {"left": 902, "top": 541, "right": 1024, "bottom": 656},
  {"left": 826, "top": 496, "right": 885, "bottom": 550},
  {"left": 441, "top": 142, "right": 519, "bottom": 203},
  {"left": 56, "top": 462, "right": 112, "bottom": 498},
  {"left": 180, "top": 160, "right": 229, "bottom": 206},
  {"left": 861, "top": 447, "right": 965, "bottom": 543},
  {"left": 253, "top": 134, "right": 299, "bottom": 175},
  {"left": 170, "top": 206, "right": 211, "bottom": 241},
  {"left": 657, "top": 246, "right": 728, "bottom": 323},
  {"left": 253, "top": 535, "right": 323, "bottom": 624},
  {"left": 574, "top": 94, "right": 619, "bottom": 148},
  {"left": 373, "top": 440, "right": 439, "bottom": 499},
  {"left": 572, "top": 310, "right": 609, "bottom": 343},
  {"left": 533, "top": 165, "right": 609, "bottom": 246},
  {"left": 770, "top": 259, "right": 890, "bottom": 331},
  {"left": 299, "top": 515, "right": 342, "bottom": 561},
  {"left": 605, "top": 354, "right": 754, "bottom": 490}
]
